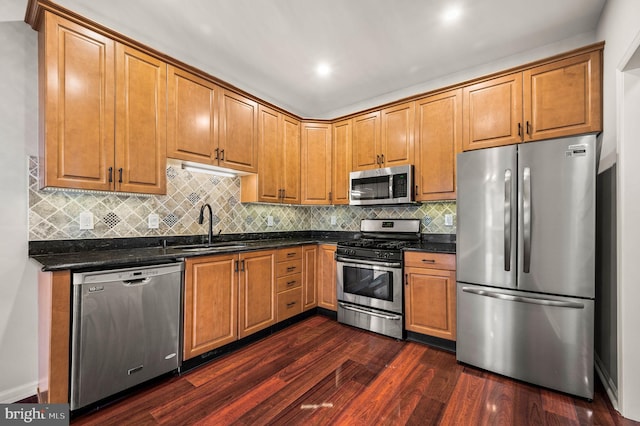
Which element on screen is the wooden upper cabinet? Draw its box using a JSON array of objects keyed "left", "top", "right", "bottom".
[
  {"left": 166, "top": 66, "right": 219, "bottom": 164},
  {"left": 219, "top": 90, "right": 258, "bottom": 173},
  {"left": 257, "top": 105, "right": 281, "bottom": 203},
  {"left": 39, "top": 12, "right": 115, "bottom": 191},
  {"left": 115, "top": 44, "right": 167, "bottom": 195},
  {"left": 301, "top": 122, "right": 332, "bottom": 205},
  {"left": 282, "top": 115, "right": 301, "bottom": 203},
  {"left": 183, "top": 254, "right": 237, "bottom": 360},
  {"left": 352, "top": 111, "right": 381, "bottom": 171},
  {"left": 463, "top": 72, "right": 523, "bottom": 151},
  {"left": 332, "top": 119, "right": 352, "bottom": 205},
  {"left": 523, "top": 51, "right": 602, "bottom": 141},
  {"left": 38, "top": 12, "right": 166, "bottom": 194},
  {"left": 380, "top": 102, "right": 414, "bottom": 168},
  {"left": 414, "top": 89, "right": 462, "bottom": 201}
]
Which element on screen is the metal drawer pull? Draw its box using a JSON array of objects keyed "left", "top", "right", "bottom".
[
  {"left": 338, "top": 303, "right": 402, "bottom": 320},
  {"left": 287, "top": 266, "right": 296, "bottom": 272},
  {"left": 421, "top": 259, "right": 435, "bottom": 263},
  {"left": 128, "top": 365, "right": 143, "bottom": 375},
  {"left": 286, "top": 301, "right": 297, "bottom": 308},
  {"left": 461, "top": 287, "right": 584, "bottom": 309},
  {"left": 287, "top": 252, "right": 296, "bottom": 257},
  {"left": 287, "top": 280, "right": 297, "bottom": 286}
]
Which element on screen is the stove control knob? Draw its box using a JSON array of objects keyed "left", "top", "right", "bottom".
[{"left": 349, "top": 249, "right": 356, "bottom": 256}]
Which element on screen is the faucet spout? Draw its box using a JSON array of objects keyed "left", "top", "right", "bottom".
[{"left": 198, "top": 203, "right": 214, "bottom": 245}]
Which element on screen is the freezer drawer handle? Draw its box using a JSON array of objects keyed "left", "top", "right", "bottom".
[
  {"left": 523, "top": 167, "right": 532, "bottom": 273},
  {"left": 504, "top": 169, "right": 512, "bottom": 271},
  {"left": 461, "top": 287, "right": 585, "bottom": 309},
  {"left": 338, "top": 302, "right": 402, "bottom": 320}
]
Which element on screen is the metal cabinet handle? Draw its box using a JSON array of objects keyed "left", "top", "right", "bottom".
[
  {"left": 523, "top": 167, "right": 531, "bottom": 273},
  {"left": 240, "top": 259, "right": 245, "bottom": 272},
  {"left": 405, "top": 273, "right": 409, "bottom": 286},
  {"left": 518, "top": 122, "right": 522, "bottom": 137},
  {"left": 376, "top": 155, "right": 381, "bottom": 165},
  {"left": 234, "top": 260, "right": 239, "bottom": 272},
  {"left": 108, "top": 167, "right": 113, "bottom": 183},
  {"left": 526, "top": 121, "right": 531, "bottom": 136},
  {"left": 380, "top": 154, "right": 384, "bottom": 164},
  {"left": 220, "top": 149, "right": 225, "bottom": 161},
  {"left": 504, "top": 169, "right": 512, "bottom": 272},
  {"left": 461, "top": 287, "right": 584, "bottom": 309},
  {"left": 328, "top": 191, "right": 332, "bottom": 202},
  {"left": 214, "top": 148, "right": 219, "bottom": 160},
  {"left": 339, "top": 303, "right": 402, "bottom": 320},
  {"left": 118, "top": 168, "right": 123, "bottom": 183}
]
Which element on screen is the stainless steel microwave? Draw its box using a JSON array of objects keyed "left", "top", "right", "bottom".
[{"left": 349, "top": 165, "right": 414, "bottom": 205}]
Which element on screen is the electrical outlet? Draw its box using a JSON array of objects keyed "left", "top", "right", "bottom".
[
  {"left": 330, "top": 215, "right": 337, "bottom": 226},
  {"left": 444, "top": 214, "right": 454, "bottom": 226},
  {"left": 79, "top": 211, "right": 94, "bottom": 230},
  {"left": 267, "top": 215, "right": 274, "bottom": 226},
  {"left": 148, "top": 213, "right": 159, "bottom": 229}
]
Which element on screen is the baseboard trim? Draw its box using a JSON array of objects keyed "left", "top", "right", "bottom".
[
  {"left": 0, "top": 381, "right": 39, "bottom": 404},
  {"left": 595, "top": 353, "right": 619, "bottom": 410}
]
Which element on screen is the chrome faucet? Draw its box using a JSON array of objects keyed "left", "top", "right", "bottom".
[{"left": 198, "top": 203, "right": 214, "bottom": 245}]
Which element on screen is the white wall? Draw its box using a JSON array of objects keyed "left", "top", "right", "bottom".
[
  {"left": 596, "top": 0, "right": 640, "bottom": 421},
  {"left": 0, "top": 15, "right": 40, "bottom": 402}
]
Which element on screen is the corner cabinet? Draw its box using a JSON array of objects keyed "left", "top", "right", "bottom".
[
  {"left": 38, "top": 12, "right": 166, "bottom": 194},
  {"left": 414, "top": 89, "right": 462, "bottom": 201},
  {"left": 301, "top": 122, "right": 333, "bottom": 205},
  {"left": 463, "top": 49, "right": 602, "bottom": 151},
  {"left": 404, "top": 252, "right": 456, "bottom": 341},
  {"left": 244, "top": 106, "right": 300, "bottom": 203},
  {"left": 317, "top": 244, "right": 337, "bottom": 311}
]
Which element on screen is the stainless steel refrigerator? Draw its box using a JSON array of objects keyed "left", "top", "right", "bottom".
[{"left": 456, "top": 134, "right": 597, "bottom": 399}]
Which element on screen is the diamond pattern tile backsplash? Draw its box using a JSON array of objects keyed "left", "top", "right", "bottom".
[{"left": 28, "top": 157, "right": 456, "bottom": 240}]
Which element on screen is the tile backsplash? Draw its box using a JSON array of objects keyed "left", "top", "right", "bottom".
[{"left": 28, "top": 157, "right": 456, "bottom": 240}]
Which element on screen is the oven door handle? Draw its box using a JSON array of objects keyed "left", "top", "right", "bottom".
[
  {"left": 335, "top": 256, "right": 402, "bottom": 269},
  {"left": 338, "top": 303, "right": 402, "bottom": 321}
]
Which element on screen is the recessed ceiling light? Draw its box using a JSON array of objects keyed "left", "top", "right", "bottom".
[
  {"left": 316, "top": 62, "right": 332, "bottom": 77},
  {"left": 441, "top": 5, "right": 462, "bottom": 24}
]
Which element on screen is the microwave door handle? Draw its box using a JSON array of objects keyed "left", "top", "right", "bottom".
[{"left": 389, "top": 174, "right": 393, "bottom": 199}]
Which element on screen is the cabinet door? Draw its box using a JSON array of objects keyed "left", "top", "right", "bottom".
[
  {"left": 183, "top": 255, "right": 237, "bottom": 360},
  {"left": 352, "top": 111, "right": 381, "bottom": 170},
  {"left": 301, "top": 122, "right": 332, "bottom": 205},
  {"left": 238, "top": 250, "right": 276, "bottom": 338},
  {"left": 405, "top": 267, "right": 456, "bottom": 341},
  {"left": 282, "top": 115, "right": 301, "bottom": 203},
  {"left": 462, "top": 73, "right": 523, "bottom": 151},
  {"left": 167, "top": 66, "right": 219, "bottom": 164},
  {"left": 523, "top": 51, "right": 602, "bottom": 141},
  {"left": 332, "top": 119, "right": 352, "bottom": 205},
  {"left": 381, "top": 102, "right": 414, "bottom": 167},
  {"left": 302, "top": 245, "right": 318, "bottom": 310},
  {"left": 415, "top": 89, "right": 461, "bottom": 201},
  {"left": 115, "top": 44, "right": 167, "bottom": 194},
  {"left": 40, "top": 12, "right": 115, "bottom": 191},
  {"left": 257, "top": 105, "right": 281, "bottom": 203},
  {"left": 317, "top": 244, "right": 337, "bottom": 311},
  {"left": 219, "top": 90, "right": 258, "bottom": 173}
]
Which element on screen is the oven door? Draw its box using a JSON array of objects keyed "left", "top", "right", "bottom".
[{"left": 336, "top": 256, "right": 403, "bottom": 314}]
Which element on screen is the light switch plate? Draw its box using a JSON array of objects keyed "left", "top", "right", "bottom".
[
  {"left": 79, "top": 211, "right": 94, "bottom": 230},
  {"left": 330, "top": 215, "right": 337, "bottom": 225},
  {"left": 267, "top": 215, "right": 274, "bottom": 226},
  {"left": 444, "top": 214, "right": 454, "bottom": 226},
  {"left": 148, "top": 213, "right": 159, "bottom": 229}
]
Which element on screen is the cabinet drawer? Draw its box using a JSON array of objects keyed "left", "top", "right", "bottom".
[
  {"left": 404, "top": 252, "right": 455, "bottom": 270},
  {"left": 276, "top": 246, "right": 302, "bottom": 262},
  {"left": 277, "top": 287, "right": 303, "bottom": 322},
  {"left": 276, "top": 259, "right": 302, "bottom": 277},
  {"left": 277, "top": 273, "right": 302, "bottom": 293}
]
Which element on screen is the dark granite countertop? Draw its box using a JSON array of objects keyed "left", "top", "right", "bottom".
[{"left": 29, "top": 231, "right": 455, "bottom": 271}]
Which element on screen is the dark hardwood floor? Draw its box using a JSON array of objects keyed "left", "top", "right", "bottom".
[{"left": 72, "top": 315, "right": 635, "bottom": 425}]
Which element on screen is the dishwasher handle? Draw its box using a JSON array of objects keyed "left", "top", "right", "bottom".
[{"left": 122, "top": 277, "right": 152, "bottom": 286}]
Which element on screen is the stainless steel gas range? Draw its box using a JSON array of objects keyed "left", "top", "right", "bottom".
[{"left": 335, "top": 219, "right": 420, "bottom": 339}]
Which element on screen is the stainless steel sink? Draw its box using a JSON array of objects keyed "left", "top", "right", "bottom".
[{"left": 167, "top": 243, "right": 247, "bottom": 252}]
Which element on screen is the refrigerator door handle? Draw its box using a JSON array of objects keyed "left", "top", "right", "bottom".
[
  {"left": 504, "top": 169, "right": 512, "bottom": 271},
  {"left": 523, "top": 166, "right": 532, "bottom": 273},
  {"left": 461, "top": 287, "right": 585, "bottom": 309}
]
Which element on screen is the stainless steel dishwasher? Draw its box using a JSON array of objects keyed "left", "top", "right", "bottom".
[{"left": 70, "top": 262, "right": 183, "bottom": 410}]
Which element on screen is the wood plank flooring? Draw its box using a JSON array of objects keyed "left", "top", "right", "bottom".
[{"left": 72, "top": 315, "right": 636, "bottom": 425}]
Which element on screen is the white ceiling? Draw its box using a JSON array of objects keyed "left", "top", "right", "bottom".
[{"left": 10, "top": 0, "right": 606, "bottom": 118}]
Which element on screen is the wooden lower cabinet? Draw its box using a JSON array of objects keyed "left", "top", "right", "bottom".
[
  {"left": 183, "top": 254, "right": 237, "bottom": 360},
  {"left": 317, "top": 244, "right": 337, "bottom": 311},
  {"left": 275, "top": 247, "right": 303, "bottom": 322},
  {"left": 404, "top": 252, "right": 456, "bottom": 341},
  {"left": 302, "top": 245, "right": 318, "bottom": 310},
  {"left": 238, "top": 250, "right": 276, "bottom": 338}
]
